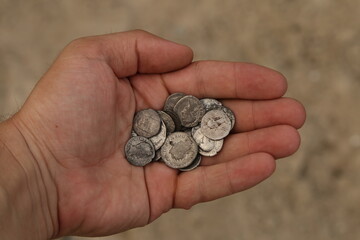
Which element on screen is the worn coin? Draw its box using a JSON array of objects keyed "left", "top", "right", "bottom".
[
  {"left": 158, "top": 111, "right": 175, "bottom": 134},
  {"left": 221, "top": 106, "right": 235, "bottom": 129},
  {"left": 125, "top": 136, "right": 155, "bottom": 166},
  {"left": 199, "top": 139, "right": 224, "bottom": 157},
  {"left": 164, "top": 110, "right": 182, "bottom": 131},
  {"left": 133, "top": 109, "right": 161, "bottom": 138},
  {"left": 179, "top": 154, "right": 202, "bottom": 172},
  {"left": 201, "top": 98, "right": 223, "bottom": 112},
  {"left": 161, "top": 132, "right": 198, "bottom": 169},
  {"left": 191, "top": 126, "right": 215, "bottom": 152},
  {"left": 163, "top": 93, "right": 186, "bottom": 113},
  {"left": 201, "top": 109, "right": 232, "bottom": 140},
  {"left": 150, "top": 120, "right": 167, "bottom": 150},
  {"left": 174, "top": 95, "right": 205, "bottom": 127}
]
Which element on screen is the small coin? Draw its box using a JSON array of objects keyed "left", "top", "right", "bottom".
[
  {"left": 133, "top": 109, "right": 161, "bottom": 138},
  {"left": 150, "top": 120, "right": 167, "bottom": 150},
  {"left": 125, "top": 136, "right": 155, "bottom": 167},
  {"left": 164, "top": 110, "right": 182, "bottom": 131},
  {"left": 221, "top": 106, "right": 235, "bottom": 129},
  {"left": 174, "top": 95, "right": 205, "bottom": 127},
  {"left": 191, "top": 126, "right": 215, "bottom": 152},
  {"left": 163, "top": 93, "right": 186, "bottom": 112},
  {"left": 199, "top": 139, "right": 224, "bottom": 157},
  {"left": 200, "top": 109, "right": 232, "bottom": 140},
  {"left": 158, "top": 111, "right": 175, "bottom": 134},
  {"left": 161, "top": 132, "right": 198, "bottom": 169},
  {"left": 179, "top": 154, "right": 202, "bottom": 172},
  {"left": 200, "top": 98, "right": 223, "bottom": 112}
]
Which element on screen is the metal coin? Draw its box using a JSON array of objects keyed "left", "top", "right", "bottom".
[
  {"left": 161, "top": 132, "right": 198, "bottom": 169},
  {"left": 158, "top": 111, "right": 175, "bottom": 134},
  {"left": 174, "top": 95, "right": 205, "bottom": 127},
  {"left": 199, "top": 139, "right": 224, "bottom": 157},
  {"left": 200, "top": 109, "right": 232, "bottom": 140},
  {"left": 125, "top": 136, "right": 155, "bottom": 167},
  {"left": 179, "top": 154, "right": 202, "bottom": 172},
  {"left": 150, "top": 120, "right": 167, "bottom": 150},
  {"left": 221, "top": 106, "right": 235, "bottom": 129},
  {"left": 191, "top": 125, "right": 215, "bottom": 152},
  {"left": 153, "top": 149, "right": 162, "bottom": 162},
  {"left": 200, "top": 98, "right": 223, "bottom": 112},
  {"left": 163, "top": 93, "right": 186, "bottom": 112},
  {"left": 164, "top": 110, "right": 182, "bottom": 131},
  {"left": 133, "top": 109, "right": 161, "bottom": 138}
]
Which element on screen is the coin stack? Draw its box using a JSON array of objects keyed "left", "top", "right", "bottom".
[{"left": 125, "top": 93, "right": 235, "bottom": 171}]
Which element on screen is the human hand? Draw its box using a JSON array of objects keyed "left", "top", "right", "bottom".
[{"left": 1, "top": 30, "right": 305, "bottom": 238}]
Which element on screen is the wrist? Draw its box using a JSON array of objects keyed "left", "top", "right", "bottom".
[{"left": 0, "top": 118, "right": 58, "bottom": 239}]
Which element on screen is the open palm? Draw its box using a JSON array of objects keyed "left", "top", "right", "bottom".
[{"left": 14, "top": 30, "right": 305, "bottom": 237}]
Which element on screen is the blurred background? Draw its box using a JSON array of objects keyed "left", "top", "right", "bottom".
[{"left": 1, "top": 0, "right": 359, "bottom": 239}]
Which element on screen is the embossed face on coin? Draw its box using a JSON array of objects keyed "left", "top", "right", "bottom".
[
  {"left": 200, "top": 109, "right": 232, "bottom": 140},
  {"left": 174, "top": 95, "right": 205, "bottom": 127},
  {"left": 125, "top": 136, "right": 155, "bottom": 166},
  {"left": 133, "top": 109, "right": 161, "bottom": 138},
  {"left": 161, "top": 132, "right": 198, "bottom": 169}
]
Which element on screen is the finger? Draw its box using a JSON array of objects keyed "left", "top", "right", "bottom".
[
  {"left": 222, "top": 97, "right": 306, "bottom": 132},
  {"left": 63, "top": 30, "right": 193, "bottom": 77},
  {"left": 201, "top": 125, "right": 301, "bottom": 166},
  {"left": 174, "top": 152, "right": 275, "bottom": 209},
  {"left": 162, "top": 61, "right": 287, "bottom": 99}
]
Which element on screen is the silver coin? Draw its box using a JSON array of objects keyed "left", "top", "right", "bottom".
[
  {"left": 125, "top": 136, "right": 155, "bottom": 167},
  {"left": 158, "top": 111, "right": 175, "bottom": 134},
  {"left": 164, "top": 110, "right": 182, "bottom": 131},
  {"left": 153, "top": 149, "right": 162, "bottom": 162},
  {"left": 199, "top": 139, "right": 224, "bottom": 157},
  {"left": 221, "top": 106, "right": 235, "bottom": 129},
  {"left": 200, "top": 98, "right": 223, "bottom": 112},
  {"left": 150, "top": 120, "right": 167, "bottom": 150},
  {"left": 191, "top": 125, "right": 215, "bottom": 152},
  {"left": 163, "top": 93, "right": 186, "bottom": 112},
  {"left": 174, "top": 95, "right": 205, "bottom": 127},
  {"left": 179, "top": 154, "right": 202, "bottom": 172},
  {"left": 200, "top": 109, "right": 232, "bottom": 140},
  {"left": 161, "top": 132, "right": 198, "bottom": 169},
  {"left": 133, "top": 109, "right": 161, "bottom": 138}
]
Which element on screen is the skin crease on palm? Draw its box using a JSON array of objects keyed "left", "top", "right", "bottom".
[{"left": 4, "top": 30, "right": 305, "bottom": 238}]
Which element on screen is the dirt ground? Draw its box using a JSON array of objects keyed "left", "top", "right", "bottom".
[{"left": 1, "top": 0, "right": 359, "bottom": 239}]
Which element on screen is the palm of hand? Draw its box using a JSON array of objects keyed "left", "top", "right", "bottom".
[{"left": 15, "top": 31, "right": 305, "bottom": 237}]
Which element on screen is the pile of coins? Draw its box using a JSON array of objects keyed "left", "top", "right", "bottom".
[{"left": 125, "top": 93, "right": 235, "bottom": 171}]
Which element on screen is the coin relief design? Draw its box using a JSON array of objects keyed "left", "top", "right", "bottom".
[
  {"left": 200, "top": 109, "right": 232, "bottom": 140},
  {"left": 174, "top": 95, "right": 205, "bottom": 127},
  {"left": 133, "top": 109, "right": 161, "bottom": 138},
  {"left": 125, "top": 136, "right": 155, "bottom": 167}
]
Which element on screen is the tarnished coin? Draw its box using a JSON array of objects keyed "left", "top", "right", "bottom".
[
  {"left": 201, "top": 109, "right": 232, "bottom": 140},
  {"left": 158, "top": 111, "right": 175, "bottom": 134},
  {"left": 164, "top": 110, "right": 182, "bottom": 131},
  {"left": 150, "top": 120, "right": 167, "bottom": 150},
  {"left": 174, "top": 95, "right": 205, "bottom": 127},
  {"left": 125, "top": 136, "right": 155, "bottom": 167},
  {"left": 199, "top": 139, "right": 224, "bottom": 157},
  {"left": 133, "top": 109, "right": 161, "bottom": 138},
  {"left": 221, "top": 106, "right": 235, "bottom": 129},
  {"left": 201, "top": 98, "right": 223, "bottom": 112},
  {"left": 164, "top": 93, "right": 186, "bottom": 112},
  {"left": 191, "top": 126, "right": 215, "bottom": 152},
  {"left": 161, "top": 132, "right": 198, "bottom": 169},
  {"left": 179, "top": 154, "right": 202, "bottom": 172}
]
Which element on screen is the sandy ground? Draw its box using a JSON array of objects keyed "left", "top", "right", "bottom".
[{"left": 1, "top": 0, "right": 359, "bottom": 239}]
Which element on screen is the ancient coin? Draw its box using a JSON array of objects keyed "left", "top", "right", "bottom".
[
  {"left": 125, "top": 136, "right": 155, "bottom": 167},
  {"left": 199, "top": 139, "right": 224, "bottom": 157},
  {"left": 200, "top": 98, "right": 223, "bottom": 112},
  {"left": 200, "top": 109, "right": 232, "bottom": 140},
  {"left": 161, "top": 132, "right": 198, "bottom": 169},
  {"left": 150, "top": 120, "right": 167, "bottom": 150},
  {"left": 133, "top": 109, "right": 161, "bottom": 138},
  {"left": 179, "top": 154, "right": 202, "bottom": 172},
  {"left": 191, "top": 126, "right": 215, "bottom": 152},
  {"left": 158, "top": 111, "right": 175, "bottom": 134},
  {"left": 221, "top": 106, "right": 235, "bottom": 129},
  {"left": 163, "top": 92, "right": 186, "bottom": 112},
  {"left": 174, "top": 95, "right": 205, "bottom": 127},
  {"left": 164, "top": 110, "right": 182, "bottom": 131}
]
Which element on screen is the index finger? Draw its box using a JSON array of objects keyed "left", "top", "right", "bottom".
[{"left": 162, "top": 61, "right": 287, "bottom": 99}]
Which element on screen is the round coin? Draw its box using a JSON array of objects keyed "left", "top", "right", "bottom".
[
  {"left": 191, "top": 126, "right": 215, "bottom": 152},
  {"left": 164, "top": 110, "right": 182, "bottom": 131},
  {"left": 174, "top": 95, "right": 205, "bottom": 127},
  {"left": 200, "top": 98, "right": 223, "bottom": 112},
  {"left": 150, "top": 120, "right": 167, "bottom": 150},
  {"left": 158, "top": 111, "right": 176, "bottom": 134},
  {"left": 200, "top": 109, "right": 232, "bottom": 140},
  {"left": 133, "top": 109, "right": 161, "bottom": 138},
  {"left": 125, "top": 136, "right": 155, "bottom": 167},
  {"left": 221, "top": 106, "right": 235, "bottom": 129},
  {"left": 179, "top": 154, "right": 202, "bottom": 172},
  {"left": 163, "top": 93, "right": 186, "bottom": 112},
  {"left": 161, "top": 132, "right": 198, "bottom": 169},
  {"left": 199, "top": 139, "right": 224, "bottom": 157}
]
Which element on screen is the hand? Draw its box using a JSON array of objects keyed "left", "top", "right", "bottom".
[{"left": 4, "top": 30, "right": 305, "bottom": 238}]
